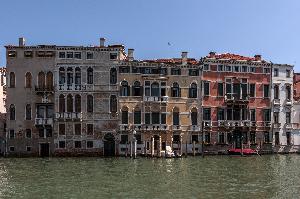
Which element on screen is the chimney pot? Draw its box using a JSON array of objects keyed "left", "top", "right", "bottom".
[
  {"left": 209, "top": 51, "right": 216, "bottom": 57},
  {"left": 100, "top": 38, "right": 105, "bottom": 47},
  {"left": 128, "top": 49, "right": 134, "bottom": 61},
  {"left": 254, "top": 54, "right": 262, "bottom": 61},
  {"left": 19, "top": 37, "right": 25, "bottom": 47},
  {"left": 181, "top": 51, "right": 188, "bottom": 65}
]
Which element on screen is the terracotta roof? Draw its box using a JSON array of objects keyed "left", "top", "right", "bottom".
[
  {"left": 206, "top": 53, "right": 260, "bottom": 61},
  {"left": 142, "top": 58, "right": 198, "bottom": 65}
]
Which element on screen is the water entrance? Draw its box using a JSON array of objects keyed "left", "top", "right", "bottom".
[{"left": 104, "top": 133, "right": 115, "bottom": 156}]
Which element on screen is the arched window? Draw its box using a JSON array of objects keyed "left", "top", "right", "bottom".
[
  {"left": 110, "top": 68, "right": 117, "bottom": 84},
  {"left": 274, "top": 85, "right": 279, "bottom": 99},
  {"left": 171, "top": 82, "right": 180, "bottom": 97},
  {"left": 59, "top": 94, "right": 65, "bottom": 112},
  {"left": 75, "top": 67, "right": 81, "bottom": 85},
  {"left": 25, "top": 104, "right": 31, "bottom": 120},
  {"left": 87, "top": 67, "right": 93, "bottom": 84},
  {"left": 87, "top": 95, "right": 93, "bottom": 113},
  {"left": 120, "top": 81, "right": 130, "bottom": 96},
  {"left": 121, "top": 106, "right": 129, "bottom": 124},
  {"left": 191, "top": 108, "right": 197, "bottom": 125},
  {"left": 10, "top": 104, "right": 15, "bottom": 120},
  {"left": 25, "top": 72, "right": 32, "bottom": 88},
  {"left": 67, "top": 94, "right": 73, "bottom": 112},
  {"left": 10, "top": 72, "right": 15, "bottom": 88},
  {"left": 75, "top": 94, "right": 81, "bottom": 112},
  {"left": 173, "top": 107, "right": 180, "bottom": 125},
  {"left": 38, "top": 71, "right": 45, "bottom": 88},
  {"left": 46, "top": 72, "right": 53, "bottom": 90},
  {"left": 133, "top": 81, "right": 142, "bottom": 96},
  {"left": 67, "top": 67, "right": 73, "bottom": 85},
  {"left": 151, "top": 82, "right": 159, "bottom": 96},
  {"left": 189, "top": 83, "right": 197, "bottom": 98},
  {"left": 286, "top": 85, "right": 291, "bottom": 100},
  {"left": 110, "top": 95, "right": 117, "bottom": 113},
  {"left": 134, "top": 107, "right": 141, "bottom": 124},
  {"left": 59, "top": 67, "right": 65, "bottom": 84}
]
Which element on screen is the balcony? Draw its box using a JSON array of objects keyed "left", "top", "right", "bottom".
[
  {"left": 35, "top": 118, "right": 53, "bottom": 127},
  {"left": 273, "top": 99, "right": 280, "bottom": 106},
  {"left": 203, "top": 121, "right": 212, "bottom": 128},
  {"left": 273, "top": 123, "right": 281, "bottom": 128},
  {"left": 285, "top": 99, "right": 293, "bottom": 106},
  {"left": 132, "top": 124, "right": 142, "bottom": 131},
  {"left": 55, "top": 112, "right": 83, "bottom": 120},
  {"left": 225, "top": 93, "right": 249, "bottom": 105},
  {"left": 171, "top": 125, "right": 182, "bottom": 131},
  {"left": 143, "top": 96, "right": 168, "bottom": 103},
  {"left": 285, "top": 123, "right": 293, "bottom": 129},
  {"left": 58, "top": 84, "right": 93, "bottom": 91},
  {"left": 35, "top": 86, "right": 54, "bottom": 93},
  {"left": 189, "top": 125, "right": 201, "bottom": 131},
  {"left": 119, "top": 124, "right": 130, "bottom": 131},
  {"left": 143, "top": 124, "right": 168, "bottom": 131},
  {"left": 264, "top": 121, "right": 271, "bottom": 127}
]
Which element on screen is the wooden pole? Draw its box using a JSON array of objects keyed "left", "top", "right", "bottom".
[
  {"left": 125, "top": 142, "right": 128, "bottom": 157},
  {"left": 193, "top": 141, "right": 195, "bottom": 156},
  {"left": 185, "top": 141, "right": 188, "bottom": 157}
]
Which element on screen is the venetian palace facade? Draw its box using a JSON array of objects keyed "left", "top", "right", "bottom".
[{"left": 3, "top": 37, "right": 299, "bottom": 157}]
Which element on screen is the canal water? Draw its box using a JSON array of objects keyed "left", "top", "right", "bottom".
[{"left": 0, "top": 155, "right": 299, "bottom": 199}]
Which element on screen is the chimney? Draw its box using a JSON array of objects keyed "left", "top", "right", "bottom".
[
  {"left": 254, "top": 54, "right": 261, "bottom": 61},
  {"left": 19, "top": 37, "right": 25, "bottom": 47},
  {"left": 100, "top": 37, "right": 105, "bottom": 47},
  {"left": 209, "top": 51, "right": 216, "bottom": 58},
  {"left": 128, "top": 49, "right": 134, "bottom": 61},
  {"left": 181, "top": 51, "right": 188, "bottom": 65}
]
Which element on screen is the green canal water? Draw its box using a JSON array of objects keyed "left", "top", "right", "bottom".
[{"left": 0, "top": 155, "right": 300, "bottom": 199}]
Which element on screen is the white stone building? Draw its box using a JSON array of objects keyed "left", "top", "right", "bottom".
[{"left": 271, "top": 64, "right": 298, "bottom": 153}]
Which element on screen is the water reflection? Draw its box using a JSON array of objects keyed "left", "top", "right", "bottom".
[{"left": 0, "top": 156, "right": 299, "bottom": 198}]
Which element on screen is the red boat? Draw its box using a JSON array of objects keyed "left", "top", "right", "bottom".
[{"left": 228, "top": 148, "right": 258, "bottom": 155}]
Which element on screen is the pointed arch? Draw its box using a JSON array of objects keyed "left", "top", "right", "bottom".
[
  {"left": 10, "top": 72, "right": 15, "bottom": 88},
  {"left": 110, "top": 68, "right": 117, "bottom": 84},
  {"left": 173, "top": 106, "right": 180, "bottom": 125},
  {"left": 25, "top": 72, "right": 32, "bottom": 88},
  {"left": 67, "top": 94, "right": 73, "bottom": 112},
  {"left": 59, "top": 94, "right": 65, "bottom": 112},
  {"left": 46, "top": 71, "right": 53, "bottom": 89},
  {"left": 38, "top": 71, "right": 45, "bottom": 88},
  {"left": 75, "top": 94, "right": 81, "bottom": 112},
  {"left": 191, "top": 107, "right": 198, "bottom": 125}
]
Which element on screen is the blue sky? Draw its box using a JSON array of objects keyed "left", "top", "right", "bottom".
[{"left": 0, "top": 0, "right": 299, "bottom": 70}]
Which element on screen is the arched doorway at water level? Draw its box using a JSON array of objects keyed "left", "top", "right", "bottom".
[{"left": 104, "top": 133, "right": 115, "bottom": 156}]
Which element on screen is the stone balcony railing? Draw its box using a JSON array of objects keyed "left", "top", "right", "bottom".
[
  {"left": 273, "top": 99, "right": 280, "bottom": 106},
  {"left": 143, "top": 96, "right": 168, "bottom": 103},
  {"left": 55, "top": 112, "right": 83, "bottom": 120},
  {"left": 35, "top": 118, "right": 53, "bottom": 127}
]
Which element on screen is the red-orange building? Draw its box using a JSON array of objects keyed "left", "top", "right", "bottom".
[
  {"left": 293, "top": 73, "right": 300, "bottom": 101},
  {"left": 201, "top": 52, "right": 272, "bottom": 153}
]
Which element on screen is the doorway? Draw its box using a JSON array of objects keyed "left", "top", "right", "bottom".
[
  {"left": 233, "top": 130, "right": 242, "bottom": 149},
  {"left": 40, "top": 143, "right": 50, "bottom": 157},
  {"left": 104, "top": 133, "right": 115, "bottom": 156}
]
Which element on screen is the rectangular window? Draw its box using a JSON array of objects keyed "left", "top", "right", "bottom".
[
  {"left": 263, "top": 84, "right": 270, "bottom": 98},
  {"left": 59, "top": 141, "right": 66, "bottom": 149},
  {"left": 134, "top": 111, "right": 141, "bottom": 124},
  {"left": 203, "top": 64, "right": 209, "bottom": 71},
  {"left": 263, "top": 109, "right": 271, "bottom": 121},
  {"left": 87, "top": 141, "right": 94, "bottom": 148},
  {"left": 217, "top": 65, "right": 223, "bottom": 71},
  {"left": 171, "top": 68, "right": 181, "bottom": 75},
  {"left": 225, "top": 65, "right": 231, "bottom": 72},
  {"left": 217, "top": 108, "right": 225, "bottom": 120},
  {"left": 74, "top": 141, "right": 81, "bottom": 148},
  {"left": 191, "top": 135, "right": 199, "bottom": 143},
  {"left": 264, "top": 132, "right": 270, "bottom": 143},
  {"left": 26, "top": 146, "right": 32, "bottom": 152},
  {"left": 152, "top": 112, "right": 160, "bottom": 124},
  {"left": 274, "top": 112, "right": 279, "bottom": 123},
  {"left": 9, "top": 130, "right": 15, "bottom": 139},
  {"left": 249, "top": 84, "right": 255, "bottom": 97},
  {"left": 46, "top": 128, "right": 52, "bottom": 137},
  {"left": 218, "top": 133, "right": 225, "bottom": 144},
  {"left": 189, "top": 69, "right": 199, "bottom": 76},
  {"left": 286, "top": 69, "right": 291, "bottom": 78},
  {"left": 217, "top": 82, "right": 223, "bottom": 96},
  {"left": 135, "top": 134, "right": 142, "bottom": 144},
  {"left": 24, "top": 51, "right": 33, "bottom": 58},
  {"left": 234, "top": 66, "right": 239, "bottom": 72},
  {"left": 87, "top": 124, "right": 93, "bottom": 135},
  {"left": 286, "top": 112, "right": 291, "bottom": 124},
  {"left": 26, "top": 129, "right": 32, "bottom": 138},
  {"left": 250, "top": 67, "right": 255, "bottom": 73},
  {"left": 75, "top": 123, "right": 81, "bottom": 135},
  {"left": 275, "top": 132, "right": 280, "bottom": 145},
  {"left": 145, "top": 113, "right": 150, "bottom": 124},
  {"left": 173, "top": 135, "right": 180, "bottom": 143},
  {"left": 66, "top": 52, "right": 73, "bottom": 58},
  {"left": 242, "top": 66, "right": 248, "bottom": 72},
  {"left": 39, "top": 128, "right": 44, "bottom": 138},
  {"left": 203, "top": 108, "right": 211, "bottom": 121},
  {"left": 227, "top": 109, "right": 232, "bottom": 120},
  {"left": 74, "top": 52, "right": 82, "bottom": 59},
  {"left": 203, "top": 82, "right": 210, "bottom": 96},
  {"left": 250, "top": 109, "right": 256, "bottom": 121},
  {"left": 59, "top": 52, "right": 65, "bottom": 58},
  {"left": 110, "top": 53, "right": 118, "bottom": 60},
  {"left": 9, "top": 146, "right": 15, "bottom": 152},
  {"left": 286, "top": 132, "right": 291, "bottom": 145},
  {"left": 274, "top": 68, "right": 279, "bottom": 77},
  {"left": 120, "top": 134, "right": 128, "bottom": 144},
  {"left": 59, "top": 124, "right": 65, "bottom": 135},
  {"left": 7, "top": 51, "right": 17, "bottom": 58},
  {"left": 161, "top": 113, "right": 166, "bottom": 124},
  {"left": 264, "top": 68, "right": 270, "bottom": 73},
  {"left": 86, "top": 52, "right": 94, "bottom": 59}
]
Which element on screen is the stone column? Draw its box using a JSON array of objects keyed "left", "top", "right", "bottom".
[
  {"left": 151, "top": 137, "right": 154, "bottom": 157},
  {"left": 158, "top": 136, "right": 162, "bottom": 157}
]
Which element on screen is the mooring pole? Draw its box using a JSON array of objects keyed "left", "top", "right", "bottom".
[{"left": 193, "top": 141, "right": 195, "bottom": 156}]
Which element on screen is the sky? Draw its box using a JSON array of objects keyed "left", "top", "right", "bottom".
[{"left": 0, "top": 0, "right": 299, "bottom": 70}]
